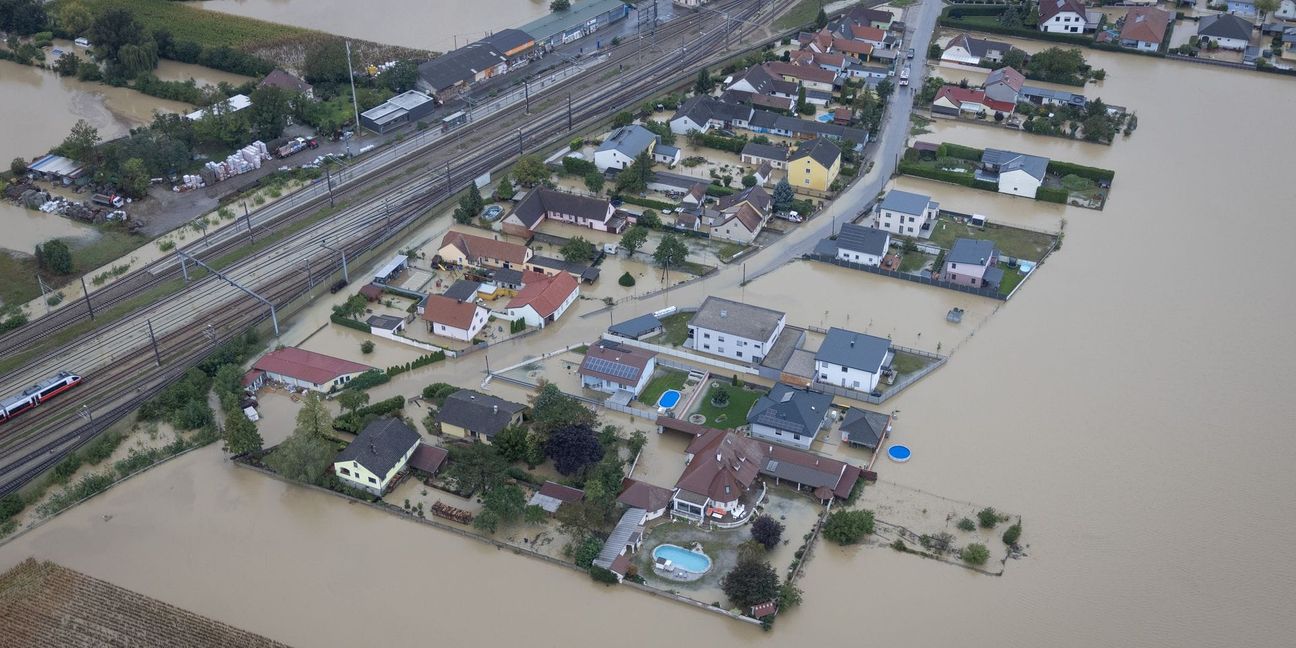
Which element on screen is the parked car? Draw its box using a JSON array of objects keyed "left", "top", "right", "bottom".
[
  {"left": 482, "top": 205, "right": 503, "bottom": 220},
  {"left": 907, "top": 47, "right": 915, "bottom": 59}
]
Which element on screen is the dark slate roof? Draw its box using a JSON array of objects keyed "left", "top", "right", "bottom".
[
  {"left": 510, "top": 188, "right": 611, "bottom": 228},
  {"left": 840, "top": 408, "right": 890, "bottom": 448},
  {"left": 815, "top": 327, "right": 891, "bottom": 373},
  {"left": 748, "top": 383, "right": 833, "bottom": 435},
  {"left": 670, "top": 96, "right": 754, "bottom": 127},
  {"left": 408, "top": 443, "right": 449, "bottom": 474},
  {"left": 741, "top": 142, "right": 791, "bottom": 161},
  {"left": 791, "top": 138, "right": 841, "bottom": 169},
  {"left": 437, "top": 390, "right": 527, "bottom": 439},
  {"left": 417, "top": 42, "right": 507, "bottom": 92},
  {"left": 529, "top": 255, "right": 601, "bottom": 283},
  {"left": 480, "top": 28, "right": 534, "bottom": 54},
  {"left": 947, "top": 238, "right": 998, "bottom": 266},
  {"left": 597, "top": 125, "right": 658, "bottom": 157},
  {"left": 492, "top": 267, "right": 524, "bottom": 286},
  {"left": 880, "top": 189, "right": 934, "bottom": 216},
  {"left": 982, "top": 148, "right": 1049, "bottom": 181},
  {"left": 443, "top": 280, "right": 481, "bottom": 302},
  {"left": 366, "top": 314, "right": 405, "bottom": 330},
  {"left": 334, "top": 418, "right": 421, "bottom": 477},
  {"left": 689, "top": 296, "right": 785, "bottom": 342},
  {"left": 835, "top": 224, "right": 890, "bottom": 257},
  {"left": 1197, "top": 13, "right": 1254, "bottom": 41},
  {"left": 983, "top": 265, "right": 1005, "bottom": 287},
  {"left": 716, "top": 185, "right": 772, "bottom": 214},
  {"left": 609, "top": 313, "right": 663, "bottom": 338},
  {"left": 946, "top": 33, "right": 1012, "bottom": 58}
]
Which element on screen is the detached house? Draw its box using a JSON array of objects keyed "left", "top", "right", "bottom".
[
  {"left": 438, "top": 231, "right": 532, "bottom": 269},
  {"left": 1039, "top": 0, "right": 1091, "bottom": 33},
  {"left": 977, "top": 148, "right": 1049, "bottom": 198},
  {"left": 259, "top": 68, "right": 314, "bottom": 99},
  {"left": 762, "top": 61, "right": 838, "bottom": 93},
  {"left": 840, "top": 407, "right": 893, "bottom": 450},
  {"left": 594, "top": 124, "right": 678, "bottom": 171},
  {"left": 983, "top": 66, "right": 1025, "bottom": 108},
  {"left": 668, "top": 96, "right": 754, "bottom": 134},
  {"left": 578, "top": 340, "right": 658, "bottom": 398},
  {"left": 687, "top": 296, "right": 786, "bottom": 363},
  {"left": 504, "top": 270, "right": 579, "bottom": 327},
  {"left": 932, "top": 86, "right": 1014, "bottom": 117},
  {"left": 942, "top": 238, "right": 1002, "bottom": 289},
  {"left": 788, "top": 138, "right": 842, "bottom": 192},
  {"left": 877, "top": 189, "right": 938, "bottom": 238},
  {"left": 421, "top": 293, "right": 488, "bottom": 341},
  {"left": 815, "top": 327, "right": 893, "bottom": 394},
  {"left": 437, "top": 389, "right": 527, "bottom": 443},
  {"left": 503, "top": 188, "right": 624, "bottom": 237},
  {"left": 250, "top": 348, "right": 372, "bottom": 393},
  {"left": 832, "top": 223, "right": 891, "bottom": 267},
  {"left": 1197, "top": 13, "right": 1255, "bottom": 51},
  {"left": 711, "top": 185, "right": 773, "bottom": 244},
  {"left": 747, "top": 383, "right": 833, "bottom": 450},
  {"left": 941, "top": 33, "right": 1013, "bottom": 65},
  {"left": 672, "top": 428, "right": 766, "bottom": 523},
  {"left": 1119, "top": 7, "right": 1172, "bottom": 52},
  {"left": 333, "top": 418, "right": 421, "bottom": 495}
]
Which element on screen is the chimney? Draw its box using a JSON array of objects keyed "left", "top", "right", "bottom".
[
  {"left": 850, "top": 336, "right": 855, "bottom": 347},
  {"left": 493, "top": 404, "right": 498, "bottom": 415},
  {"left": 720, "top": 309, "right": 727, "bottom": 318},
  {"left": 716, "top": 453, "right": 722, "bottom": 463},
  {"left": 369, "top": 443, "right": 376, "bottom": 454}
]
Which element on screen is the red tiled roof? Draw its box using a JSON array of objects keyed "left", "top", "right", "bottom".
[
  {"left": 358, "top": 283, "right": 384, "bottom": 301},
  {"left": 718, "top": 203, "right": 764, "bottom": 233},
  {"left": 506, "top": 271, "right": 578, "bottom": 318},
  {"left": 1119, "top": 7, "right": 1171, "bottom": 44},
  {"left": 252, "top": 348, "right": 372, "bottom": 385},
  {"left": 421, "top": 293, "right": 482, "bottom": 329},
  {"left": 618, "top": 478, "right": 674, "bottom": 511},
  {"left": 789, "top": 50, "right": 813, "bottom": 64},
  {"left": 935, "top": 86, "right": 1014, "bottom": 113},
  {"left": 832, "top": 38, "right": 875, "bottom": 56},
  {"left": 538, "top": 481, "right": 585, "bottom": 503},
  {"left": 986, "top": 66, "right": 1025, "bottom": 92},
  {"left": 1040, "top": 0, "right": 1087, "bottom": 22},
  {"left": 814, "top": 52, "right": 847, "bottom": 68},
  {"left": 409, "top": 443, "right": 448, "bottom": 474},
  {"left": 609, "top": 553, "right": 631, "bottom": 576},
  {"left": 242, "top": 370, "right": 264, "bottom": 387},
  {"left": 658, "top": 416, "right": 712, "bottom": 437},
  {"left": 439, "top": 231, "right": 530, "bottom": 265},
  {"left": 675, "top": 430, "right": 767, "bottom": 502},
  {"left": 849, "top": 24, "right": 886, "bottom": 41}
]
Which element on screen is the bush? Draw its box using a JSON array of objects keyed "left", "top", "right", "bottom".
[
  {"left": 751, "top": 515, "right": 784, "bottom": 550},
  {"left": 1046, "top": 160, "right": 1115, "bottom": 182},
  {"left": 898, "top": 162, "right": 974, "bottom": 187},
  {"left": 330, "top": 313, "right": 370, "bottom": 332},
  {"left": 360, "top": 340, "right": 375, "bottom": 354},
  {"left": 937, "top": 143, "right": 984, "bottom": 161},
  {"left": 618, "top": 272, "right": 635, "bottom": 287},
  {"left": 1002, "top": 522, "right": 1022, "bottom": 545},
  {"left": 344, "top": 369, "right": 390, "bottom": 391},
  {"left": 1036, "top": 186, "right": 1068, "bottom": 204},
  {"left": 421, "top": 382, "right": 459, "bottom": 405},
  {"left": 332, "top": 396, "right": 406, "bottom": 433},
  {"left": 617, "top": 195, "right": 675, "bottom": 210},
  {"left": 822, "top": 510, "right": 874, "bottom": 545},
  {"left": 961, "top": 542, "right": 990, "bottom": 565},
  {"left": 977, "top": 507, "right": 1000, "bottom": 529},
  {"left": 589, "top": 565, "right": 620, "bottom": 584},
  {"left": 956, "top": 517, "right": 976, "bottom": 532},
  {"left": 561, "top": 156, "right": 597, "bottom": 176}
]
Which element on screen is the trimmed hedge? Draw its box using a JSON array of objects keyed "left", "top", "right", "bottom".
[
  {"left": 898, "top": 162, "right": 974, "bottom": 187},
  {"left": 331, "top": 314, "right": 370, "bottom": 332},
  {"left": 694, "top": 132, "right": 748, "bottom": 154},
  {"left": 345, "top": 369, "right": 391, "bottom": 392},
  {"left": 618, "top": 195, "right": 676, "bottom": 210},
  {"left": 1046, "top": 160, "right": 1115, "bottom": 182},
  {"left": 971, "top": 178, "right": 999, "bottom": 191},
  {"left": 1036, "top": 187, "right": 1068, "bottom": 204},
  {"left": 938, "top": 142, "right": 984, "bottom": 161},
  {"left": 705, "top": 184, "right": 736, "bottom": 197},
  {"left": 939, "top": 12, "right": 1096, "bottom": 46},
  {"left": 561, "top": 156, "right": 597, "bottom": 176}
]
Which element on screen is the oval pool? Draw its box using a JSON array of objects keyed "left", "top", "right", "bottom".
[
  {"left": 656, "top": 389, "right": 681, "bottom": 409},
  {"left": 888, "top": 444, "right": 912, "bottom": 463},
  {"left": 652, "top": 544, "right": 712, "bottom": 574}
]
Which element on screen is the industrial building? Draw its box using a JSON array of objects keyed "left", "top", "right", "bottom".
[
  {"left": 359, "top": 90, "right": 439, "bottom": 134},
  {"left": 519, "top": 0, "right": 633, "bottom": 50}
]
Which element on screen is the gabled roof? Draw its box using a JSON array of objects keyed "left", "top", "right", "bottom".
[
  {"left": 947, "top": 238, "right": 999, "bottom": 266},
  {"left": 848, "top": 24, "right": 886, "bottom": 42},
  {"left": 510, "top": 188, "right": 612, "bottom": 228},
  {"left": 716, "top": 203, "right": 764, "bottom": 233},
  {"left": 252, "top": 348, "right": 372, "bottom": 385},
  {"left": 421, "top": 294, "right": 483, "bottom": 329},
  {"left": 762, "top": 444, "right": 857, "bottom": 499},
  {"left": 609, "top": 313, "right": 663, "bottom": 338},
  {"left": 741, "top": 142, "right": 791, "bottom": 162},
  {"left": 259, "top": 68, "right": 312, "bottom": 94},
  {"left": 717, "top": 185, "right": 772, "bottom": 215},
  {"left": 506, "top": 270, "right": 578, "bottom": 317},
  {"left": 1197, "top": 13, "right": 1254, "bottom": 41},
  {"left": 1120, "top": 7, "right": 1171, "bottom": 44},
  {"left": 675, "top": 429, "right": 767, "bottom": 501},
  {"left": 408, "top": 443, "right": 449, "bottom": 474},
  {"left": 790, "top": 137, "right": 842, "bottom": 169},
  {"left": 982, "top": 148, "right": 1050, "bottom": 181},
  {"left": 443, "top": 279, "right": 481, "bottom": 302},
  {"left": 843, "top": 6, "right": 894, "bottom": 26},
  {"left": 437, "top": 390, "right": 527, "bottom": 439},
  {"left": 578, "top": 340, "right": 657, "bottom": 386},
  {"left": 748, "top": 383, "right": 833, "bottom": 435},
  {"left": 597, "top": 125, "right": 658, "bottom": 157},
  {"left": 835, "top": 223, "right": 890, "bottom": 257},
  {"left": 417, "top": 41, "right": 508, "bottom": 92},
  {"left": 439, "top": 230, "right": 530, "bottom": 265},
  {"left": 985, "top": 66, "right": 1025, "bottom": 93},
  {"left": 934, "top": 85, "right": 984, "bottom": 106},
  {"left": 530, "top": 481, "right": 585, "bottom": 513},
  {"left": 334, "top": 418, "right": 421, "bottom": 477},
  {"left": 832, "top": 37, "right": 875, "bottom": 56},
  {"left": 617, "top": 478, "right": 674, "bottom": 511},
  {"left": 689, "top": 296, "right": 785, "bottom": 342},
  {"left": 670, "top": 96, "right": 755, "bottom": 127},
  {"left": 1040, "top": 0, "right": 1087, "bottom": 22},
  {"left": 840, "top": 408, "right": 890, "bottom": 449},
  {"left": 880, "top": 189, "right": 935, "bottom": 216},
  {"left": 944, "top": 32, "right": 1012, "bottom": 58},
  {"left": 763, "top": 61, "right": 837, "bottom": 85},
  {"left": 816, "top": 327, "right": 891, "bottom": 374},
  {"left": 480, "top": 28, "right": 535, "bottom": 54}
]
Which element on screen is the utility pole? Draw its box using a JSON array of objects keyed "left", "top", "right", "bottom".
[
  {"left": 243, "top": 202, "right": 255, "bottom": 243},
  {"left": 146, "top": 319, "right": 162, "bottom": 366},
  {"left": 345, "top": 40, "right": 361, "bottom": 145},
  {"left": 302, "top": 258, "right": 314, "bottom": 288},
  {"left": 517, "top": 128, "right": 524, "bottom": 156},
  {"left": 384, "top": 197, "right": 391, "bottom": 230},
  {"left": 325, "top": 165, "right": 335, "bottom": 207},
  {"left": 80, "top": 276, "right": 95, "bottom": 321},
  {"left": 321, "top": 239, "right": 350, "bottom": 283},
  {"left": 524, "top": 81, "right": 530, "bottom": 114},
  {"left": 35, "top": 274, "right": 52, "bottom": 312},
  {"left": 567, "top": 94, "right": 573, "bottom": 131},
  {"left": 445, "top": 162, "right": 452, "bottom": 195},
  {"left": 177, "top": 251, "right": 281, "bottom": 336}
]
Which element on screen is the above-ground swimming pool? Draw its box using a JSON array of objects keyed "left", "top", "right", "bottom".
[
  {"left": 816, "top": 113, "right": 833, "bottom": 122},
  {"left": 656, "top": 389, "right": 681, "bottom": 409},
  {"left": 888, "top": 444, "right": 912, "bottom": 463},
  {"left": 653, "top": 544, "right": 712, "bottom": 574}
]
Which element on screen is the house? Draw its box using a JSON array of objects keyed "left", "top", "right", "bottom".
[
  {"left": 617, "top": 478, "right": 674, "bottom": 522},
  {"left": 526, "top": 255, "right": 601, "bottom": 284},
  {"left": 578, "top": 340, "right": 658, "bottom": 397},
  {"left": 710, "top": 203, "right": 767, "bottom": 243},
  {"left": 843, "top": 6, "right": 893, "bottom": 30},
  {"left": 251, "top": 347, "right": 372, "bottom": 393},
  {"left": 1119, "top": 7, "right": 1172, "bottom": 51},
  {"left": 845, "top": 25, "right": 888, "bottom": 50},
  {"left": 983, "top": 66, "right": 1025, "bottom": 107},
  {"left": 942, "top": 238, "right": 1002, "bottom": 289},
  {"left": 814, "top": 327, "right": 893, "bottom": 394},
  {"left": 753, "top": 161, "right": 775, "bottom": 187},
  {"left": 1197, "top": 13, "right": 1255, "bottom": 51},
  {"left": 1039, "top": 0, "right": 1090, "bottom": 33},
  {"left": 747, "top": 383, "right": 833, "bottom": 450},
  {"left": 259, "top": 69, "right": 313, "bottom": 99},
  {"left": 740, "top": 142, "right": 791, "bottom": 170},
  {"left": 726, "top": 65, "right": 800, "bottom": 100},
  {"left": 1227, "top": 0, "right": 1258, "bottom": 17},
  {"left": 978, "top": 148, "right": 1049, "bottom": 198},
  {"left": 333, "top": 418, "right": 421, "bottom": 495},
  {"left": 502, "top": 188, "right": 624, "bottom": 236},
  {"left": 831, "top": 37, "right": 876, "bottom": 61},
  {"left": 932, "top": 86, "right": 994, "bottom": 117},
  {"left": 672, "top": 428, "right": 767, "bottom": 522},
  {"left": 832, "top": 223, "right": 891, "bottom": 267},
  {"left": 681, "top": 182, "right": 709, "bottom": 207},
  {"left": 437, "top": 389, "right": 527, "bottom": 443},
  {"left": 761, "top": 443, "right": 861, "bottom": 503},
  {"left": 438, "top": 231, "right": 531, "bottom": 269},
  {"left": 528, "top": 481, "right": 585, "bottom": 514},
  {"left": 421, "top": 294, "right": 489, "bottom": 341},
  {"left": 720, "top": 88, "right": 796, "bottom": 112},
  {"left": 366, "top": 314, "right": 405, "bottom": 334},
  {"left": 716, "top": 185, "right": 772, "bottom": 216},
  {"left": 877, "top": 189, "right": 939, "bottom": 239},
  {"left": 1278, "top": 0, "right": 1296, "bottom": 20},
  {"left": 442, "top": 279, "right": 482, "bottom": 303},
  {"left": 358, "top": 90, "right": 438, "bottom": 134},
  {"left": 1283, "top": 29, "right": 1296, "bottom": 61},
  {"left": 504, "top": 270, "right": 579, "bottom": 327},
  {"left": 1020, "top": 85, "right": 1087, "bottom": 108},
  {"left": 687, "top": 296, "right": 786, "bottom": 362},
  {"left": 941, "top": 32, "right": 1013, "bottom": 65},
  {"left": 594, "top": 125, "right": 659, "bottom": 171},
  {"left": 762, "top": 61, "right": 838, "bottom": 93},
  {"left": 668, "top": 95, "right": 754, "bottom": 134},
  {"left": 788, "top": 138, "right": 842, "bottom": 192},
  {"left": 840, "top": 407, "right": 893, "bottom": 450}
]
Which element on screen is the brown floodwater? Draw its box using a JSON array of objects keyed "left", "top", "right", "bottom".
[{"left": 2, "top": 47, "right": 1295, "bottom": 646}]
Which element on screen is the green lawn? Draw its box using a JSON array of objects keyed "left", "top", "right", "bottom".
[
  {"left": 692, "top": 384, "right": 764, "bottom": 429},
  {"left": 891, "top": 351, "right": 933, "bottom": 377},
  {"left": 639, "top": 368, "right": 688, "bottom": 406},
  {"left": 717, "top": 242, "right": 748, "bottom": 263},
  {"left": 927, "top": 217, "right": 1057, "bottom": 262},
  {"left": 898, "top": 251, "right": 933, "bottom": 273},
  {"left": 658, "top": 311, "right": 692, "bottom": 346},
  {"left": 998, "top": 264, "right": 1028, "bottom": 296},
  {"left": 0, "top": 227, "right": 147, "bottom": 308},
  {"left": 774, "top": 0, "right": 823, "bottom": 31}
]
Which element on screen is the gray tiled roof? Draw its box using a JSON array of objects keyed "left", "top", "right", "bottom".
[
  {"left": 511, "top": 188, "right": 611, "bottom": 228},
  {"left": 597, "top": 125, "right": 658, "bottom": 157},
  {"left": 480, "top": 28, "right": 534, "bottom": 54},
  {"left": 437, "top": 390, "right": 526, "bottom": 439},
  {"left": 840, "top": 407, "right": 890, "bottom": 448},
  {"left": 947, "top": 238, "right": 998, "bottom": 266},
  {"left": 835, "top": 224, "right": 890, "bottom": 257},
  {"left": 689, "top": 296, "right": 785, "bottom": 342},
  {"left": 443, "top": 280, "right": 480, "bottom": 302},
  {"left": 982, "top": 148, "right": 1049, "bottom": 181},
  {"left": 416, "top": 42, "right": 507, "bottom": 92},
  {"left": 529, "top": 255, "right": 600, "bottom": 282},
  {"left": 748, "top": 383, "right": 833, "bottom": 435},
  {"left": 334, "top": 418, "right": 421, "bottom": 477},
  {"left": 879, "top": 189, "right": 934, "bottom": 217},
  {"left": 816, "top": 327, "right": 891, "bottom": 373},
  {"left": 790, "top": 138, "right": 841, "bottom": 169},
  {"left": 593, "top": 507, "right": 645, "bottom": 570},
  {"left": 609, "top": 313, "right": 662, "bottom": 338},
  {"left": 741, "top": 142, "right": 791, "bottom": 161},
  {"left": 1198, "top": 13, "right": 1254, "bottom": 41}
]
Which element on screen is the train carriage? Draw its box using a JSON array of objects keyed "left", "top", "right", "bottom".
[{"left": 0, "top": 371, "right": 82, "bottom": 424}]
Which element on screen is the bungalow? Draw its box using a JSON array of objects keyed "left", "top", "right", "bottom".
[
  {"left": 788, "top": 138, "right": 842, "bottom": 192},
  {"left": 942, "top": 238, "right": 1002, "bottom": 289},
  {"left": 528, "top": 481, "right": 585, "bottom": 514},
  {"left": 726, "top": 65, "right": 800, "bottom": 100},
  {"left": 1197, "top": 13, "right": 1254, "bottom": 51},
  {"left": 421, "top": 293, "right": 488, "bottom": 341},
  {"left": 504, "top": 270, "right": 580, "bottom": 327},
  {"left": 717, "top": 185, "right": 772, "bottom": 217},
  {"left": 832, "top": 37, "right": 875, "bottom": 61},
  {"left": 437, "top": 389, "right": 527, "bottom": 443},
  {"left": 1039, "top": 0, "right": 1090, "bottom": 33},
  {"left": 814, "top": 327, "right": 893, "bottom": 394},
  {"left": 608, "top": 313, "right": 664, "bottom": 340},
  {"left": 747, "top": 383, "right": 833, "bottom": 450},
  {"left": 762, "top": 61, "right": 838, "bottom": 93},
  {"left": 687, "top": 296, "right": 786, "bottom": 363},
  {"left": 941, "top": 33, "right": 1013, "bottom": 66},
  {"left": 740, "top": 142, "right": 791, "bottom": 170},
  {"left": 668, "top": 95, "right": 754, "bottom": 134},
  {"left": 932, "top": 86, "right": 994, "bottom": 117},
  {"left": 761, "top": 443, "right": 861, "bottom": 503},
  {"left": 438, "top": 231, "right": 532, "bottom": 269},
  {"left": 977, "top": 148, "right": 1049, "bottom": 198},
  {"left": 527, "top": 254, "right": 601, "bottom": 284},
  {"left": 502, "top": 188, "right": 624, "bottom": 237},
  {"left": 1119, "top": 7, "right": 1172, "bottom": 52},
  {"left": 840, "top": 407, "right": 893, "bottom": 450},
  {"left": 983, "top": 66, "right": 1024, "bottom": 107},
  {"left": 1020, "top": 85, "right": 1087, "bottom": 109},
  {"left": 617, "top": 478, "right": 674, "bottom": 522},
  {"left": 832, "top": 223, "right": 891, "bottom": 267},
  {"left": 251, "top": 347, "right": 372, "bottom": 393},
  {"left": 578, "top": 340, "right": 658, "bottom": 397},
  {"left": 259, "top": 68, "right": 314, "bottom": 99},
  {"left": 720, "top": 89, "right": 796, "bottom": 113},
  {"left": 333, "top": 418, "right": 421, "bottom": 495},
  {"left": 877, "top": 189, "right": 938, "bottom": 239},
  {"left": 595, "top": 124, "right": 662, "bottom": 172}
]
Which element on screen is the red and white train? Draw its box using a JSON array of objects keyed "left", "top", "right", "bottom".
[{"left": 0, "top": 371, "right": 83, "bottom": 425}]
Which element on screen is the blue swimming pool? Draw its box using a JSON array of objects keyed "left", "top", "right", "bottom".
[
  {"left": 656, "top": 389, "right": 681, "bottom": 409},
  {"left": 816, "top": 113, "right": 833, "bottom": 123},
  {"left": 888, "top": 444, "right": 912, "bottom": 463},
  {"left": 653, "top": 544, "right": 712, "bottom": 574}
]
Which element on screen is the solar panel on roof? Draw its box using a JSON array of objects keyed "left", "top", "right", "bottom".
[{"left": 584, "top": 357, "right": 639, "bottom": 380}]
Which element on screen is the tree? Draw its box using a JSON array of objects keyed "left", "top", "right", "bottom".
[
  {"left": 546, "top": 424, "right": 605, "bottom": 476},
  {"left": 694, "top": 66, "right": 714, "bottom": 95},
  {"left": 612, "top": 111, "right": 634, "bottom": 128},
  {"left": 614, "top": 150, "right": 653, "bottom": 194},
  {"left": 482, "top": 483, "right": 527, "bottom": 526},
  {"left": 493, "top": 424, "right": 530, "bottom": 463},
  {"left": 637, "top": 209, "right": 660, "bottom": 229},
  {"left": 10, "top": 157, "right": 27, "bottom": 176},
  {"left": 556, "top": 497, "right": 612, "bottom": 537},
  {"left": 642, "top": 120, "right": 676, "bottom": 145},
  {"left": 360, "top": 340, "right": 375, "bottom": 354},
  {"left": 560, "top": 236, "right": 596, "bottom": 263},
  {"left": 223, "top": 410, "right": 263, "bottom": 456},
  {"left": 977, "top": 507, "right": 1001, "bottom": 529},
  {"left": 294, "top": 394, "right": 334, "bottom": 440},
  {"left": 652, "top": 234, "right": 688, "bottom": 273},
  {"left": 796, "top": 85, "right": 813, "bottom": 115},
  {"left": 814, "top": 8, "right": 829, "bottom": 29},
  {"left": 750, "top": 515, "right": 784, "bottom": 550},
  {"left": 822, "top": 509, "right": 875, "bottom": 545},
  {"left": 513, "top": 155, "right": 551, "bottom": 187},
  {"left": 530, "top": 383, "right": 597, "bottom": 435},
  {"left": 337, "top": 390, "right": 369, "bottom": 414},
  {"left": 302, "top": 41, "right": 349, "bottom": 84},
  {"left": 34, "top": 239, "right": 73, "bottom": 275},
  {"left": 571, "top": 535, "right": 603, "bottom": 568},
  {"left": 876, "top": 79, "right": 895, "bottom": 102},
  {"left": 620, "top": 226, "right": 648, "bottom": 256},
  {"left": 1001, "top": 48, "right": 1027, "bottom": 71},
  {"left": 88, "top": 8, "right": 148, "bottom": 67},
  {"left": 741, "top": 174, "right": 757, "bottom": 188},
  {"left": 378, "top": 60, "right": 419, "bottom": 93},
  {"left": 1080, "top": 114, "right": 1115, "bottom": 143},
  {"left": 928, "top": 43, "right": 942, "bottom": 59},
  {"left": 264, "top": 420, "right": 335, "bottom": 483},
  {"left": 454, "top": 183, "right": 485, "bottom": 223},
  {"left": 1025, "top": 48, "right": 1086, "bottom": 84},
  {"left": 53, "top": 51, "right": 81, "bottom": 76},
  {"left": 618, "top": 272, "right": 635, "bottom": 287},
  {"left": 772, "top": 178, "right": 794, "bottom": 212},
  {"left": 584, "top": 171, "right": 604, "bottom": 194},
  {"left": 957, "top": 517, "right": 976, "bottom": 532},
  {"left": 0, "top": 0, "right": 47, "bottom": 35},
  {"left": 118, "top": 158, "right": 149, "bottom": 199},
  {"left": 1002, "top": 522, "right": 1022, "bottom": 545},
  {"left": 1255, "top": 0, "right": 1279, "bottom": 22},
  {"left": 495, "top": 174, "right": 515, "bottom": 200},
  {"left": 961, "top": 543, "right": 990, "bottom": 565},
  {"left": 721, "top": 560, "right": 779, "bottom": 609},
  {"left": 58, "top": 119, "right": 100, "bottom": 162},
  {"left": 736, "top": 540, "right": 766, "bottom": 566},
  {"left": 447, "top": 443, "right": 508, "bottom": 494},
  {"left": 473, "top": 508, "right": 500, "bottom": 534},
  {"left": 550, "top": 0, "right": 571, "bottom": 11},
  {"left": 248, "top": 85, "right": 291, "bottom": 141}
]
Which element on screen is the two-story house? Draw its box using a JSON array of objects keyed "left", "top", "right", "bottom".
[
  {"left": 747, "top": 383, "right": 834, "bottom": 450},
  {"left": 876, "top": 189, "right": 939, "bottom": 238},
  {"left": 421, "top": 293, "right": 489, "bottom": 341},
  {"left": 437, "top": 389, "right": 527, "bottom": 444},
  {"left": 1118, "top": 7, "right": 1172, "bottom": 52},
  {"left": 977, "top": 148, "right": 1049, "bottom": 198},
  {"left": 594, "top": 124, "right": 679, "bottom": 171},
  {"left": 941, "top": 32, "right": 1013, "bottom": 65},
  {"left": 814, "top": 327, "right": 893, "bottom": 393},
  {"left": 438, "top": 231, "right": 532, "bottom": 269},
  {"left": 942, "top": 238, "right": 1003, "bottom": 289},
  {"left": 1039, "top": 0, "right": 1090, "bottom": 33},
  {"left": 687, "top": 296, "right": 786, "bottom": 363},
  {"left": 788, "top": 138, "right": 842, "bottom": 192},
  {"left": 332, "top": 418, "right": 421, "bottom": 495}
]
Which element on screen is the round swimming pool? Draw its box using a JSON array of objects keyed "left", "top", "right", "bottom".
[
  {"left": 652, "top": 544, "right": 712, "bottom": 574},
  {"left": 888, "top": 444, "right": 912, "bottom": 463},
  {"left": 656, "top": 389, "right": 681, "bottom": 409}
]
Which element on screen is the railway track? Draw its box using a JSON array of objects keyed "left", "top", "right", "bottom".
[{"left": 0, "top": 0, "right": 790, "bottom": 495}]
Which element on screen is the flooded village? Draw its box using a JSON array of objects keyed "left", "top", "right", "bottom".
[{"left": 2, "top": 0, "right": 1296, "bottom": 646}]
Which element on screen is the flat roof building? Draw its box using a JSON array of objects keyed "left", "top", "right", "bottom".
[
  {"left": 360, "top": 90, "right": 439, "bottom": 134},
  {"left": 520, "top": 0, "right": 632, "bottom": 49}
]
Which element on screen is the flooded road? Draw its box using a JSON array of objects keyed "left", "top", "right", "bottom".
[{"left": 3, "top": 44, "right": 1296, "bottom": 647}]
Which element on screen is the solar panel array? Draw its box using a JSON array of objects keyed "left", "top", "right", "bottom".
[{"left": 584, "top": 356, "right": 639, "bottom": 380}]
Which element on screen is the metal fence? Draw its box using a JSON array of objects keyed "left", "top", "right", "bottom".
[
  {"left": 601, "top": 333, "right": 760, "bottom": 376},
  {"left": 805, "top": 253, "right": 1006, "bottom": 300}
]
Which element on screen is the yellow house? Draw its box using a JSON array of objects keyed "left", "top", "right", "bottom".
[
  {"left": 436, "top": 389, "right": 527, "bottom": 444},
  {"left": 787, "top": 138, "right": 842, "bottom": 193},
  {"left": 332, "top": 418, "right": 421, "bottom": 495}
]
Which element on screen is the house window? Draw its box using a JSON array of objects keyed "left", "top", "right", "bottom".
[
  {"left": 718, "top": 336, "right": 725, "bottom": 343},
  {"left": 703, "top": 332, "right": 710, "bottom": 339},
  {"left": 368, "top": 477, "right": 377, "bottom": 484},
  {"left": 841, "top": 366, "right": 847, "bottom": 372},
  {"left": 703, "top": 344, "right": 711, "bottom": 350},
  {"left": 793, "top": 434, "right": 801, "bottom": 441},
  {"left": 339, "top": 468, "right": 350, "bottom": 476}
]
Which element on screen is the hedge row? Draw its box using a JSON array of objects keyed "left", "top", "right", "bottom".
[
  {"left": 334, "top": 395, "right": 407, "bottom": 433},
  {"left": 971, "top": 178, "right": 999, "bottom": 191},
  {"left": 694, "top": 132, "right": 748, "bottom": 154},
  {"left": 561, "top": 156, "right": 598, "bottom": 176},
  {"left": 331, "top": 314, "right": 370, "bottom": 332},
  {"left": 705, "top": 184, "right": 735, "bottom": 197},
  {"left": 387, "top": 351, "right": 447, "bottom": 378},
  {"left": 1046, "top": 160, "right": 1115, "bottom": 182},
  {"left": 618, "top": 194, "right": 676, "bottom": 210},
  {"left": 345, "top": 369, "right": 391, "bottom": 391},
  {"left": 1036, "top": 187, "right": 1068, "bottom": 204},
  {"left": 939, "top": 13, "right": 1096, "bottom": 47},
  {"left": 938, "top": 142, "right": 984, "bottom": 162},
  {"left": 898, "top": 162, "right": 974, "bottom": 187}
]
